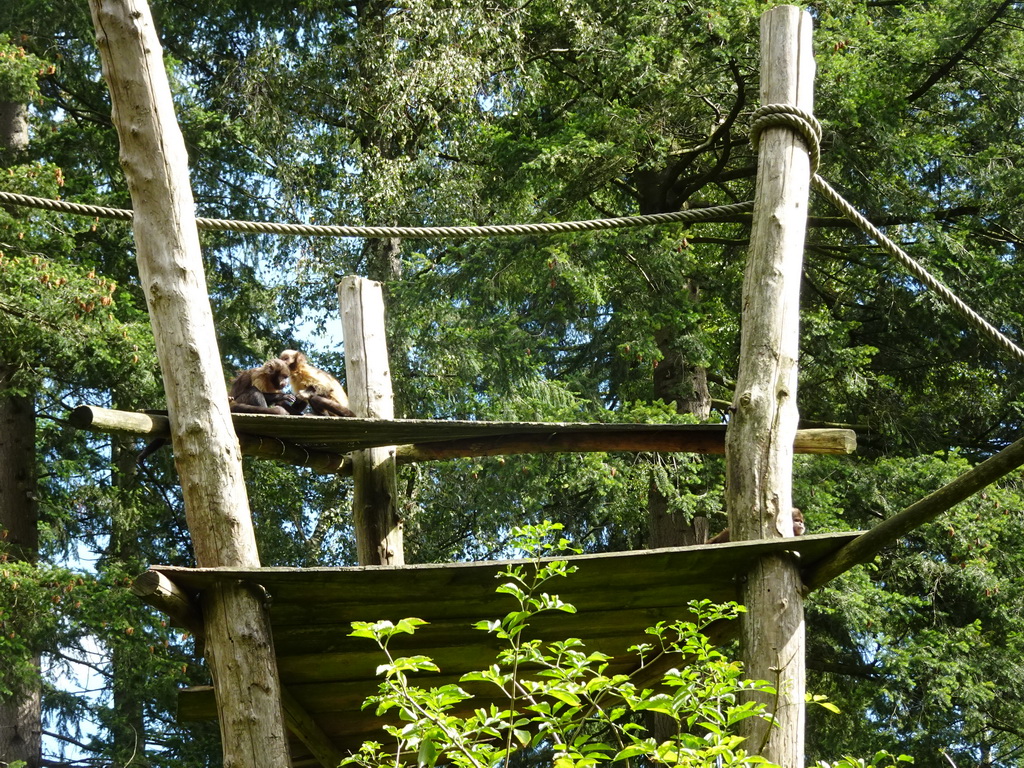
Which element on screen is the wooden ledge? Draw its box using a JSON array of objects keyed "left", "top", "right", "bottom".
[{"left": 70, "top": 405, "right": 856, "bottom": 474}]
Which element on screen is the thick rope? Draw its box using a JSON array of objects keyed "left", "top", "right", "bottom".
[
  {"left": 811, "top": 176, "right": 1024, "bottom": 365},
  {"left": 0, "top": 189, "right": 752, "bottom": 239},
  {"left": 752, "top": 102, "right": 1024, "bottom": 366},
  {"left": 8, "top": 108, "right": 1020, "bottom": 365},
  {"left": 749, "top": 103, "right": 822, "bottom": 173}
]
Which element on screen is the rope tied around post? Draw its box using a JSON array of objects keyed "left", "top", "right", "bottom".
[
  {"left": 747, "top": 102, "right": 1024, "bottom": 367},
  {"left": 749, "top": 103, "right": 822, "bottom": 174}
]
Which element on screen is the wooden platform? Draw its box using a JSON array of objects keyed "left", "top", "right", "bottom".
[
  {"left": 70, "top": 405, "right": 857, "bottom": 473},
  {"left": 142, "top": 532, "right": 861, "bottom": 766}
]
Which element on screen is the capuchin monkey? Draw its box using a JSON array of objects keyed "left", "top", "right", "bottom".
[
  {"left": 228, "top": 358, "right": 307, "bottom": 416},
  {"left": 707, "top": 508, "right": 806, "bottom": 544},
  {"left": 137, "top": 358, "right": 305, "bottom": 464},
  {"left": 279, "top": 349, "right": 356, "bottom": 417}
]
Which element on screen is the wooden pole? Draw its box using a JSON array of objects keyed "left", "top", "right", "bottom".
[
  {"left": 339, "top": 276, "right": 404, "bottom": 565},
  {"left": 805, "top": 432, "right": 1024, "bottom": 590},
  {"left": 724, "top": 6, "right": 814, "bottom": 765},
  {"left": 87, "top": 2, "right": 290, "bottom": 766}
]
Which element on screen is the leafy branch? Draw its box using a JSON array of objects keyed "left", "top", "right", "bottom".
[{"left": 346, "top": 522, "right": 778, "bottom": 768}]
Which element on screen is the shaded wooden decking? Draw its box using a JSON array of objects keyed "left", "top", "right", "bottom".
[{"left": 140, "top": 532, "right": 860, "bottom": 766}]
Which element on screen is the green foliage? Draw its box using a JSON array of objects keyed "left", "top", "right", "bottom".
[
  {"left": 346, "top": 522, "right": 778, "bottom": 768},
  {"left": 0, "top": 34, "right": 49, "bottom": 102},
  {"left": 817, "top": 753, "right": 915, "bottom": 768},
  {"left": 0, "top": 247, "right": 155, "bottom": 395},
  {"left": 0, "top": 560, "right": 195, "bottom": 699}
]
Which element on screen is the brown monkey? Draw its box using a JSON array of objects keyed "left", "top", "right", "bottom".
[
  {"left": 279, "top": 349, "right": 356, "bottom": 417},
  {"left": 707, "top": 508, "right": 805, "bottom": 544},
  {"left": 229, "top": 357, "right": 307, "bottom": 415},
  {"left": 137, "top": 358, "right": 304, "bottom": 465}
]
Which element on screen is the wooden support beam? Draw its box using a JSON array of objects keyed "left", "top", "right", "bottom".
[
  {"left": 281, "top": 687, "right": 346, "bottom": 768},
  {"left": 399, "top": 426, "right": 855, "bottom": 461},
  {"left": 339, "top": 277, "right": 403, "bottom": 565},
  {"left": 86, "top": 1, "right": 290, "bottom": 766},
  {"left": 804, "top": 432, "right": 1024, "bottom": 590},
  {"left": 131, "top": 570, "right": 204, "bottom": 640},
  {"left": 724, "top": 6, "right": 814, "bottom": 765}
]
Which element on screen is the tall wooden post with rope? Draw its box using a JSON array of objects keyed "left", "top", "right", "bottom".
[{"left": 724, "top": 6, "right": 815, "bottom": 765}]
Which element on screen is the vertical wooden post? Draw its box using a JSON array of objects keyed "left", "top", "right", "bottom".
[
  {"left": 339, "top": 276, "right": 403, "bottom": 565},
  {"left": 724, "top": 6, "right": 814, "bottom": 766},
  {"left": 88, "top": 2, "right": 290, "bottom": 767}
]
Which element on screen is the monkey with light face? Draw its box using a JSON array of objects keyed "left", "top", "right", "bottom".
[
  {"left": 228, "top": 357, "right": 307, "bottom": 415},
  {"left": 136, "top": 358, "right": 306, "bottom": 464},
  {"left": 707, "top": 508, "right": 805, "bottom": 544},
  {"left": 279, "top": 349, "right": 356, "bottom": 417}
]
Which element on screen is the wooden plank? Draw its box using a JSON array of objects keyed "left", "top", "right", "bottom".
[
  {"left": 150, "top": 532, "right": 857, "bottom": 602},
  {"left": 267, "top": 605, "right": 707, "bottom": 655},
  {"left": 70, "top": 406, "right": 857, "bottom": 460}
]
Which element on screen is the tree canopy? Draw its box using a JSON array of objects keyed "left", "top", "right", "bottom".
[{"left": 2, "top": 0, "right": 1024, "bottom": 766}]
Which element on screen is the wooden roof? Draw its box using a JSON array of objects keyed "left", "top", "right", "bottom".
[{"left": 147, "top": 532, "right": 861, "bottom": 766}]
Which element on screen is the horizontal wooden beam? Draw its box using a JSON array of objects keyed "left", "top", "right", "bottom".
[
  {"left": 70, "top": 405, "right": 350, "bottom": 472},
  {"left": 131, "top": 569, "right": 204, "bottom": 640},
  {"left": 397, "top": 426, "right": 855, "bottom": 461},
  {"left": 71, "top": 405, "right": 856, "bottom": 471},
  {"left": 804, "top": 432, "right": 1024, "bottom": 590}
]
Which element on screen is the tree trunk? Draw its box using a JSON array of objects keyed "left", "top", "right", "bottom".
[
  {"left": 647, "top": 281, "right": 713, "bottom": 548},
  {"left": 0, "top": 364, "right": 42, "bottom": 768},
  {"left": 0, "top": 380, "right": 41, "bottom": 768},
  {"left": 108, "top": 434, "right": 151, "bottom": 768},
  {"left": 361, "top": 236, "right": 402, "bottom": 282},
  {"left": 0, "top": 82, "right": 41, "bottom": 768},
  {"left": 0, "top": 101, "right": 28, "bottom": 161}
]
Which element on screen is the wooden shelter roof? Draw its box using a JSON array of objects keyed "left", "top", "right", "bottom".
[{"left": 144, "top": 532, "right": 861, "bottom": 766}]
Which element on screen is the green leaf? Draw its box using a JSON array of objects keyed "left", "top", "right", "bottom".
[{"left": 417, "top": 737, "right": 438, "bottom": 768}]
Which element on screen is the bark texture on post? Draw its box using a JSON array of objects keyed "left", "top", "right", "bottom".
[
  {"left": 724, "top": 6, "right": 814, "bottom": 766},
  {"left": 339, "top": 276, "right": 403, "bottom": 565},
  {"left": 87, "top": 2, "right": 289, "bottom": 766}
]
